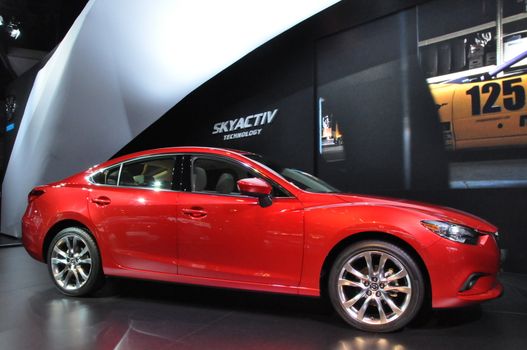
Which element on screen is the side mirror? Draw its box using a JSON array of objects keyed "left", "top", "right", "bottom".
[{"left": 237, "top": 178, "right": 273, "bottom": 208}]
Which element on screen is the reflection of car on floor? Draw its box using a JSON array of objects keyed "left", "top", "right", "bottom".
[
  {"left": 430, "top": 50, "right": 527, "bottom": 151},
  {"left": 22, "top": 147, "right": 502, "bottom": 332}
]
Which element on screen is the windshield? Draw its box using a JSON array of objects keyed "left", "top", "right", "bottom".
[{"left": 246, "top": 154, "right": 340, "bottom": 193}]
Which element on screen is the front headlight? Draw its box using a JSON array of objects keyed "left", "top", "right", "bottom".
[{"left": 421, "top": 220, "right": 480, "bottom": 245}]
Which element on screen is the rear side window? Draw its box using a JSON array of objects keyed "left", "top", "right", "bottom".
[
  {"left": 91, "top": 165, "right": 120, "bottom": 185},
  {"left": 120, "top": 158, "right": 175, "bottom": 190}
]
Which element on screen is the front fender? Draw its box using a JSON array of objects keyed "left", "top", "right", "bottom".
[{"left": 299, "top": 203, "right": 441, "bottom": 293}]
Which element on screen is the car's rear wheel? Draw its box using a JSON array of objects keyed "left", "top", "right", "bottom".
[
  {"left": 47, "top": 227, "right": 104, "bottom": 296},
  {"left": 328, "top": 240, "right": 424, "bottom": 332}
]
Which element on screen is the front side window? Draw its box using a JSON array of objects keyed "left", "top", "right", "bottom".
[
  {"left": 191, "top": 157, "right": 253, "bottom": 195},
  {"left": 119, "top": 157, "right": 175, "bottom": 190},
  {"left": 190, "top": 156, "right": 289, "bottom": 197}
]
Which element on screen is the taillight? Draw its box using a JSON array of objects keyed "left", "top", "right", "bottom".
[{"left": 28, "top": 188, "right": 45, "bottom": 203}]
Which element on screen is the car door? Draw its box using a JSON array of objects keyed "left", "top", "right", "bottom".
[
  {"left": 176, "top": 154, "right": 304, "bottom": 286},
  {"left": 452, "top": 72, "right": 527, "bottom": 148},
  {"left": 88, "top": 156, "right": 179, "bottom": 274}
]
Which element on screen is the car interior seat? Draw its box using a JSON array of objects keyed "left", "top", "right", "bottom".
[
  {"left": 193, "top": 166, "right": 207, "bottom": 191},
  {"left": 215, "top": 173, "right": 235, "bottom": 194}
]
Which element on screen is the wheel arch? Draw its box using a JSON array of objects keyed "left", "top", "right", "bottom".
[
  {"left": 42, "top": 219, "right": 98, "bottom": 263},
  {"left": 319, "top": 231, "right": 431, "bottom": 304}
]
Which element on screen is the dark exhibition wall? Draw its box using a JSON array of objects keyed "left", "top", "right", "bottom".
[
  {"left": 1, "top": 59, "right": 47, "bottom": 177},
  {"left": 1, "top": 0, "right": 527, "bottom": 273}
]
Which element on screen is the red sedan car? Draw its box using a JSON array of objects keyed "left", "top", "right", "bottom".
[{"left": 22, "top": 147, "right": 502, "bottom": 332}]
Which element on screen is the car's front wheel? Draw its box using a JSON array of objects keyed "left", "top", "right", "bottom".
[
  {"left": 328, "top": 240, "right": 424, "bottom": 332},
  {"left": 47, "top": 227, "right": 104, "bottom": 296}
]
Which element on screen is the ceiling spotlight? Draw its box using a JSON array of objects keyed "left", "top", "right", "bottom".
[{"left": 0, "top": 16, "right": 4, "bottom": 26}]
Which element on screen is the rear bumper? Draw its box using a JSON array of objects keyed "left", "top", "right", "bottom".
[{"left": 21, "top": 207, "right": 45, "bottom": 262}]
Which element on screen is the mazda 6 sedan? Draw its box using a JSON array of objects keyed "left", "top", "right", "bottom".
[{"left": 22, "top": 147, "right": 502, "bottom": 332}]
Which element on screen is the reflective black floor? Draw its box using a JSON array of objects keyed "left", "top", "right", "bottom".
[{"left": 1, "top": 246, "right": 526, "bottom": 350}]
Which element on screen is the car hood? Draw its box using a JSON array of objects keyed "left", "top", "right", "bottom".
[{"left": 335, "top": 194, "right": 497, "bottom": 233}]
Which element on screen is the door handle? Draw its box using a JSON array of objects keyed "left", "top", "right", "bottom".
[
  {"left": 91, "top": 196, "right": 111, "bottom": 206},
  {"left": 182, "top": 207, "right": 207, "bottom": 218}
]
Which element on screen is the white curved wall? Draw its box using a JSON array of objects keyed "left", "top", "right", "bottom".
[{"left": 1, "top": 0, "right": 339, "bottom": 237}]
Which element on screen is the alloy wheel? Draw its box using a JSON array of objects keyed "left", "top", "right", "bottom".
[
  {"left": 336, "top": 250, "right": 412, "bottom": 325},
  {"left": 50, "top": 234, "right": 93, "bottom": 291}
]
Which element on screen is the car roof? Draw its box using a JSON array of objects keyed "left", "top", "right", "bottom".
[{"left": 99, "top": 147, "right": 256, "bottom": 170}]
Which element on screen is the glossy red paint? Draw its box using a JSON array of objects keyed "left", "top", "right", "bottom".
[
  {"left": 22, "top": 146, "right": 502, "bottom": 308},
  {"left": 236, "top": 178, "right": 272, "bottom": 196}
]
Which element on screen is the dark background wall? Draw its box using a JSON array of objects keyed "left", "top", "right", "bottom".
[
  {"left": 1, "top": 61, "right": 44, "bottom": 180},
  {"left": 315, "top": 9, "right": 448, "bottom": 192},
  {"left": 0, "top": 61, "right": 43, "bottom": 223},
  {"left": 0, "top": 0, "right": 88, "bottom": 170}
]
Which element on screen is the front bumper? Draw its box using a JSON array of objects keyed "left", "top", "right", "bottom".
[
  {"left": 426, "top": 233, "right": 502, "bottom": 308},
  {"left": 458, "top": 277, "right": 503, "bottom": 302}
]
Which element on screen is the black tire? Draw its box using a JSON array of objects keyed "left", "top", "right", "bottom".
[
  {"left": 328, "top": 240, "right": 424, "bottom": 332},
  {"left": 46, "top": 227, "right": 104, "bottom": 296}
]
